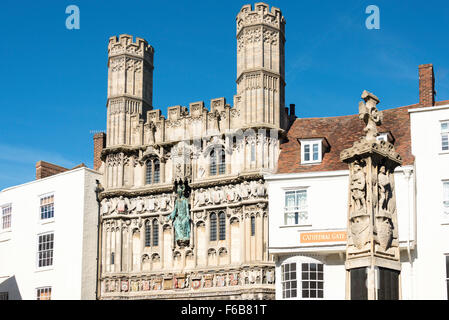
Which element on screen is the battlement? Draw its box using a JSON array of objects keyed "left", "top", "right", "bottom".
[
  {"left": 108, "top": 34, "right": 154, "bottom": 61},
  {"left": 236, "top": 2, "right": 285, "bottom": 35},
  {"left": 144, "top": 98, "right": 231, "bottom": 124}
]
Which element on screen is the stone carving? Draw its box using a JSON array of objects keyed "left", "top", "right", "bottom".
[
  {"left": 166, "top": 179, "right": 191, "bottom": 247},
  {"left": 101, "top": 198, "right": 111, "bottom": 215},
  {"left": 342, "top": 91, "right": 402, "bottom": 299},
  {"left": 359, "top": 90, "right": 383, "bottom": 141}
]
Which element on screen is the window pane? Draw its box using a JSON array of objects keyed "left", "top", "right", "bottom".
[
  {"left": 210, "top": 150, "right": 217, "bottom": 176},
  {"left": 153, "top": 160, "right": 160, "bottom": 183},
  {"left": 313, "top": 144, "right": 319, "bottom": 161},
  {"left": 442, "top": 122, "right": 448, "bottom": 132},
  {"left": 146, "top": 160, "right": 153, "bottom": 184},
  {"left": 304, "top": 145, "right": 310, "bottom": 161},
  {"left": 442, "top": 134, "right": 449, "bottom": 151},
  {"left": 210, "top": 214, "right": 217, "bottom": 241},
  {"left": 219, "top": 212, "right": 226, "bottom": 240},
  {"left": 152, "top": 220, "right": 159, "bottom": 246}
]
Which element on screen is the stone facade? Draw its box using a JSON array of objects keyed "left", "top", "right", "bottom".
[{"left": 97, "top": 3, "right": 293, "bottom": 300}]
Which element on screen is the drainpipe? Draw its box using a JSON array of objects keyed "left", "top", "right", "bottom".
[
  {"left": 94, "top": 179, "right": 104, "bottom": 300},
  {"left": 403, "top": 167, "right": 414, "bottom": 299}
]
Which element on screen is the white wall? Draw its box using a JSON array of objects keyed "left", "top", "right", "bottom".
[
  {"left": 407, "top": 104, "right": 449, "bottom": 300},
  {"left": 266, "top": 165, "right": 415, "bottom": 300},
  {"left": 0, "top": 167, "right": 101, "bottom": 300}
]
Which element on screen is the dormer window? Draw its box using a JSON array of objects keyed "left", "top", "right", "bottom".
[
  {"left": 299, "top": 139, "right": 328, "bottom": 164},
  {"left": 376, "top": 132, "right": 394, "bottom": 143}
]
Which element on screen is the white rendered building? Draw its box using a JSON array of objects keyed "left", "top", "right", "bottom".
[
  {"left": 266, "top": 64, "right": 449, "bottom": 300},
  {"left": 0, "top": 163, "right": 101, "bottom": 300}
]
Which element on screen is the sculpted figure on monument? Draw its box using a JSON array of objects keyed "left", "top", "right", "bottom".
[
  {"left": 116, "top": 196, "right": 128, "bottom": 214},
  {"left": 256, "top": 179, "right": 266, "bottom": 197},
  {"left": 350, "top": 162, "right": 366, "bottom": 214},
  {"left": 359, "top": 90, "right": 383, "bottom": 141},
  {"left": 101, "top": 198, "right": 111, "bottom": 215},
  {"left": 194, "top": 188, "right": 208, "bottom": 207},
  {"left": 145, "top": 195, "right": 157, "bottom": 212},
  {"left": 240, "top": 181, "right": 250, "bottom": 199},
  {"left": 166, "top": 179, "right": 191, "bottom": 247},
  {"left": 212, "top": 186, "right": 224, "bottom": 204},
  {"left": 159, "top": 193, "right": 170, "bottom": 211},
  {"left": 378, "top": 166, "right": 392, "bottom": 214},
  {"left": 148, "top": 121, "right": 156, "bottom": 144}
]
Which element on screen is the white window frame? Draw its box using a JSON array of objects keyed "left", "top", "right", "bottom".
[
  {"left": 280, "top": 256, "right": 324, "bottom": 300},
  {"left": 36, "top": 232, "right": 54, "bottom": 269},
  {"left": 36, "top": 287, "right": 52, "bottom": 300},
  {"left": 441, "top": 121, "right": 449, "bottom": 152},
  {"left": 39, "top": 193, "right": 55, "bottom": 222},
  {"left": 300, "top": 139, "right": 322, "bottom": 164},
  {"left": 284, "top": 189, "right": 309, "bottom": 226},
  {"left": 1, "top": 204, "right": 12, "bottom": 231}
]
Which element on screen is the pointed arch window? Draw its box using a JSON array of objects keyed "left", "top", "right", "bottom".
[
  {"left": 146, "top": 158, "right": 160, "bottom": 184},
  {"left": 152, "top": 219, "right": 159, "bottom": 246},
  {"left": 145, "top": 221, "right": 151, "bottom": 247},
  {"left": 218, "top": 211, "right": 226, "bottom": 240},
  {"left": 251, "top": 216, "right": 256, "bottom": 236},
  {"left": 209, "top": 147, "right": 226, "bottom": 176},
  {"left": 210, "top": 213, "right": 217, "bottom": 241}
]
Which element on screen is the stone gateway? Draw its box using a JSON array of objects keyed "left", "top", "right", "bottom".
[{"left": 96, "top": 2, "right": 296, "bottom": 300}]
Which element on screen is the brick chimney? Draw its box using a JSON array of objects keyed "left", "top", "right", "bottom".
[
  {"left": 93, "top": 132, "right": 106, "bottom": 171},
  {"left": 36, "top": 161, "right": 69, "bottom": 180},
  {"left": 419, "top": 64, "right": 435, "bottom": 107}
]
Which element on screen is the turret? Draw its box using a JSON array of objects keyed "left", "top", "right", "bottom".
[
  {"left": 235, "top": 3, "right": 288, "bottom": 131},
  {"left": 106, "top": 34, "right": 155, "bottom": 146}
]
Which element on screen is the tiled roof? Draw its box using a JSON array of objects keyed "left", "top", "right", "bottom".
[{"left": 276, "top": 102, "right": 441, "bottom": 174}]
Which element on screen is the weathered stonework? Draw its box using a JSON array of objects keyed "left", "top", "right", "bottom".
[
  {"left": 341, "top": 91, "right": 402, "bottom": 300},
  {"left": 98, "top": 3, "right": 293, "bottom": 300}
]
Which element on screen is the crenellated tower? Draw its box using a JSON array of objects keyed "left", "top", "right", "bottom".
[
  {"left": 235, "top": 3, "right": 288, "bottom": 131},
  {"left": 106, "top": 34, "right": 154, "bottom": 147}
]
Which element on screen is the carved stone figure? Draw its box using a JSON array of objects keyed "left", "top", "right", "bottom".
[
  {"left": 116, "top": 196, "right": 128, "bottom": 214},
  {"left": 148, "top": 121, "right": 156, "bottom": 144},
  {"left": 101, "top": 198, "right": 111, "bottom": 215},
  {"left": 240, "top": 181, "right": 250, "bottom": 199},
  {"left": 378, "top": 166, "right": 392, "bottom": 214},
  {"left": 212, "top": 186, "right": 224, "bottom": 204},
  {"left": 256, "top": 179, "right": 266, "bottom": 197},
  {"left": 194, "top": 188, "right": 207, "bottom": 207},
  {"left": 166, "top": 180, "right": 191, "bottom": 247},
  {"left": 359, "top": 90, "right": 383, "bottom": 141},
  {"left": 145, "top": 195, "right": 157, "bottom": 212},
  {"left": 159, "top": 193, "right": 169, "bottom": 211},
  {"left": 350, "top": 162, "right": 366, "bottom": 214}
]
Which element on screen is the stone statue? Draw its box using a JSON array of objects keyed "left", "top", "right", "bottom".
[
  {"left": 194, "top": 188, "right": 207, "bottom": 207},
  {"left": 350, "top": 162, "right": 366, "bottom": 214},
  {"left": 101, "top": 198, "right": 111, "bottom": 215},
  {"left": 166, "top": 179, "right": 191, "bottom": 247},
  {"left": 256, "top": 179, "right": 265, "bottom": 197},
  {"left": 159, "top": 193, "right": 169, "bottom": 211},
  {"left": 145, "top": 195, "right": 157, "bottom": 212},
  {"left": 148, "top": 121, "right": 156, "bottom": 144},
  {"left": 116, "top": 196, "right": 128, "bottom": 214},
  {"left": 378, "top": 166, "right": 392, "bottom": 214},
  {"left": 359, "top": 90, "right": 383, "bottom": 141}
]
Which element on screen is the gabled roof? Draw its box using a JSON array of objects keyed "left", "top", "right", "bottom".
[{"left": 276, "top": 103, "right": 427, "bottom": 174}]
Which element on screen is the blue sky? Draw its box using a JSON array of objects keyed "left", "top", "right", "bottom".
[{"left": 0, "top": 0, "right": 448, "bottom": 190}]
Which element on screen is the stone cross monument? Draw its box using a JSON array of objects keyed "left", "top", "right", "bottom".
[{"left": 341, "top": 90, "right": 402, "bottom": 300}]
